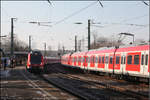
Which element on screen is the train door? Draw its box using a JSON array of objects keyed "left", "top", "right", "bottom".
[
  {"left": 78, "top": 56, "right": 81, "bottom": 67},
  {"left": 74, "top": 56, "right": 77, "bottom": 66},
  {"left": 83, "top": 52, "right": 88, "bottom": 71},
  {"left": 104, "top": 54, "right": 109, "bottom": 72},
  {"left": 95, "top": 55, "right": 98, "bottom": 71},
  {"left": 87, "top": 55, "right": 91, "bottom": 71},
  {"left": 126, "top": 52, "right": 141, "bottom": 75},
  {"left": 120, "top": 52, "right": 126, "bottom": 75},
  {"left": 108, "top": 54, "right": 113, "bottom": 72},
  {"left": 141, "top": 51, "right": 149, "bottom": 77},
  {"left": 97, "top": 54, "right": 105, "bottom": 72},
  {"left": 81, "top": 56, "right": 84, "bottom": 69},
  {"left": 90, "top": 55, "right": 95, "bottom": 70},
  {"left": 114, "top": 54, "right": 121, "bottom": 74}
]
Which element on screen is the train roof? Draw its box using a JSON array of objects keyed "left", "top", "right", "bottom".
[
  {"left": 61, "top": 45, "right": 149, "bottom": 57},
  {"left": 87, "top": 45, "right": 149, "bottom": 54}
]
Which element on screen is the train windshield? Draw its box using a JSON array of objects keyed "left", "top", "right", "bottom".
[{"left": 30, "top": 52, "right": 42, "bottom": 64}]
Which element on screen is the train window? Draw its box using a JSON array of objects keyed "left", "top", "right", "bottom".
[
  {"left": 134, "top": 55, "right": 139, "bottom": 65},
  {"left": 109, "top": 56, "right": 113, "bottom": 64},
  {"left": 116, "top": 56, "right": 120, "bottom": 64},
  {"left": 99, "top": 56, "right": 101, "bottom": 64},
  {"left": 121, "top": 56, "right": 123, "bottom": 64},
  {"left": 124, "top": 56, "right": 126, "bottom": 64},
  {"left": 141, "top": 55, "right": 144, "bottom": 65},
  {"left": 102, "top": 56, "right": 104, "bottom": 63},
  {"left": 105, "top": 56, "right": 109, "bottom": 64},
  {"left": 95, "top": 57, "right": 98, "bottom": 63},
  {"left": 145, "top": 54, "right": 148, "bottom": 65},
  {"left": 127, "top": 55, "right": 132, "bottom": 64}
]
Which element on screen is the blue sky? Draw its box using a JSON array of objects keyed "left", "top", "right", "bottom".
[{"left": 1, "top": 1, "right": 149, "bottom": 51}]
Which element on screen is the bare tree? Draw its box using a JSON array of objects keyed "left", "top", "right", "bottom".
[
  {"left": 90, "top": 36, "right": 123, "bottom": 49},
  {"left": 2, "top": 33, "right": 29, "bottom": 52}
]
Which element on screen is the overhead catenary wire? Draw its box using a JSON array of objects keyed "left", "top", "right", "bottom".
[
  {"left": 94, "top": 14, "right": 149, "bottom": 29},
  {"left": 47, "top": 0, "right": 52, "bottom": 5},
  {"left": 98, "top": 0, "right": 103, "bottom": 8},
  {"left": 53, "top": 1, "right": 98, "bottom": 26},
  {"left": 120, "top": 14, "right": 148, "bottom": 23},
  {"left": 142, "top": 1, "right": 149, "bottom": 6}
]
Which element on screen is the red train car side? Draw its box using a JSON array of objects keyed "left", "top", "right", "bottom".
[{"left": 61, "top": 45, "right": 150, "bottom": 80}]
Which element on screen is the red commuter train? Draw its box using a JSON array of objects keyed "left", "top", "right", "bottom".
[
  {"left": 26, "top": 50, "right": 61, "bottom": 73},
  {"left": 26, "top": 51, "right": 44, "bottom": 72},
  {"left": 61, "top": 45, "right": 150, "bottom": 80}
]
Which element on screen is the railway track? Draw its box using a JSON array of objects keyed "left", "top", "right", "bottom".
[
  {"left": 61, "top": 73, "right": 148, "bottom": 99},
  {"left": 38, "top": 63, "right": 149, "bottom": 100},
  {"left": 40, "top": 74, "right": 89, "bottom": 100}
]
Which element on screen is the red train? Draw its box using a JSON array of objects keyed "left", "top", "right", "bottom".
[
  {"left": 26, "top": 51, "right": 44, "bottom": 72},
  {"left": 26, "top": 50, "right": 61, "bottom": 73},
  {"left": 61, "top": 45, "right": 150, "bottom": 80}
]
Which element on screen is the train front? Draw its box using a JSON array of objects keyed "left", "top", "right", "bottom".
[{"left": 26, "top": 51, "right": 44, "bottom": 72}]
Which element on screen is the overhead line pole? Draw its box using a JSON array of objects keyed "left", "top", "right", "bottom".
[
  {"left": 88, "top": 19, "right": 91, "bottom": 50},
  {"left": 29, "top": 35, "right": 31, "bottom": 52},
  {"left": 11, "top": 18, "right": 16, "bottom": 58},
  {"left": 44, "top": 43, "right": 46, "bottom": 57},
  {"left": 75, "top": 35, "right": 77, "bottom": 52}
]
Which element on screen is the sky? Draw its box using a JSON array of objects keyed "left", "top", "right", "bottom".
[{"left": 1, "top": 1, "right": 149, "bottom": 51}]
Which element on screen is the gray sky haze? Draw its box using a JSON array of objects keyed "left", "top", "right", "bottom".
[{"left": 1, "top": 1, "right": 149, "bottom": 51}]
